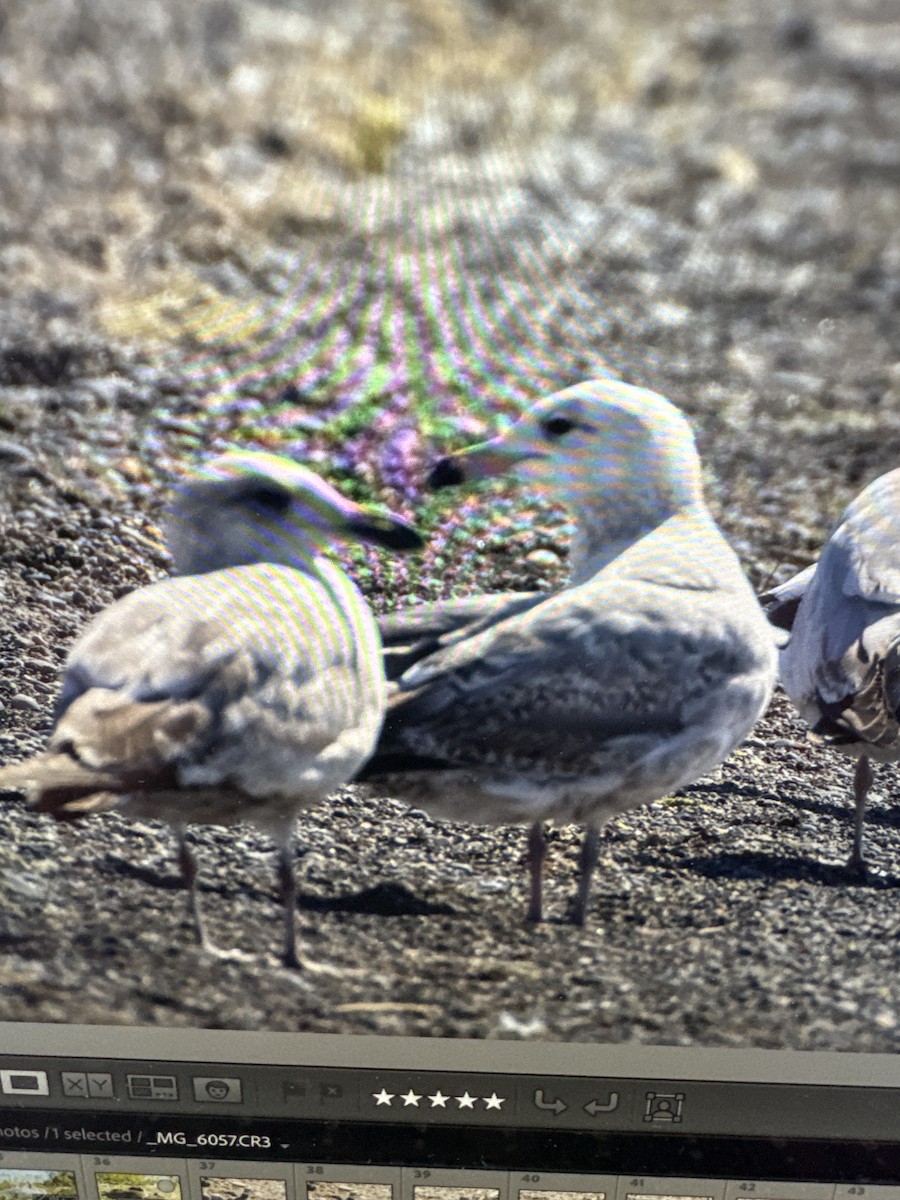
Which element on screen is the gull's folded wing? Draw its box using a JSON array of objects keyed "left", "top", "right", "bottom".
[
  {"left": 363, "top": 579, "right": 762, "bottom": 778},
  {"left": 378, "top": 591, "right": 543, "bottom": 680},
  {"left": 779, "top": 534, "right": 900, "bottom": 749}
]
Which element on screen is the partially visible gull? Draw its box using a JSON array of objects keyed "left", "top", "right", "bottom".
[
  {"left": 761, "top": 467, "right": 900, "bottom": 876},
  {"left": 359, "top": 379, "right": 778, "bottom": 924},
  {"left": 0, "top": 451, "right": 421, "bottom": 967}
]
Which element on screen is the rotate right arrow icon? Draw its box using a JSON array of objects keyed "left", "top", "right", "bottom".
[{"left": 532, "top": 1088, "right": 567, "bottom": 1114}]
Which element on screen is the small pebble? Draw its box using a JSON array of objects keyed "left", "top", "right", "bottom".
[
  {"left": 525, "top": 548, "right": 562, "bottom": 568},
  {"left": 0, "top": 439, "right": 34, "bottom": 466}
]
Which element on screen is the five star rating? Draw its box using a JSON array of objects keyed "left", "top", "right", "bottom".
[{"left": 373, "top": 1088, "right": 505, "bottom": 1111}]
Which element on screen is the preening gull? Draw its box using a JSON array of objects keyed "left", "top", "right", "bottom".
[
  {"left": 762, "top": 467, "right": 900, "bottom": 875},
  {"left": 0, "top": 451, "right": 421, "bottom": 967},
  {"left": 359, "top": 379, "right": 777, "bottom": 924}
]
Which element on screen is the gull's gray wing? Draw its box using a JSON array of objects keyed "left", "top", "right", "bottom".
[
  {"left": 780, "top": 521, "right": 900, "bottom": 750},
  {"left": 764, "top": 469, "right": 900, "bottom": 640},
  {"left": 379, "top": 591, "right": 544, "bottom": 680},
  {"left": 365, "top": 575, "right": 768, "bottom": 778},
  {"left": 779, "top": 470, "right": 900, "bottom": 748},
  {"left": 835, "top": 468, "right": 900, "bottom": 605},
  {"left": 379, "top": 592, "right": 544, "bottom": 645}
]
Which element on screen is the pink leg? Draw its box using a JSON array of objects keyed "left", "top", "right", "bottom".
[
  {"left": 177, "top": 830, "right": 214, "bottom": 953},
  {"left": 526, "top": 821, "right": 546, "bottom": 923},
  {"left": 848, "top": 755, "right": 874, "bottom": 878},
  {"left": 571, "top": 825, "right": 600, "bottom": 926},
  {"left": 277, "top": 837, "right": 301, "bottom": 969}
]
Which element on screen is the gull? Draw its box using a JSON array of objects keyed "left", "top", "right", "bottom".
[
  {"left": 761, "top": 467, "right": 900, "bottom": 876},
  {"left": 0, "top": 451, "right": 421, "bottom": 967},
  {"left": 358, "top": 379, "right": 778, "bottom": 924}
]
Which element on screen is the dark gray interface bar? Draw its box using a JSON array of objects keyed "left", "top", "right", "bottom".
[{"left": 0, "top": 1054, "right": 898, "bottom": 1142}]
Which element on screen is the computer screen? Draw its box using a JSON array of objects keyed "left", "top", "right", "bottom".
[{"left": 0, "top": 0, "right": 898, "bottom": 1196}]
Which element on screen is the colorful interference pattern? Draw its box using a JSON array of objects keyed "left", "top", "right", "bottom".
[
  {"left": 136, "top": 214, "right": 602, "bottom": 610},
  {"left": 131, "top": 101, "right": 620, "bottom": 543},
  {"left": 173, "top": 182, "right": 616, "bottom": 494}
]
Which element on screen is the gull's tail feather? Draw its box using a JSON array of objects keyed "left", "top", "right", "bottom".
[
  {"left": 0, "top": 756, "right": 120, "bottom": 795},
  {"left": 0, "top": 687, "right": 209, "bottom": 817},
  {"left": 759, "top": 562, "right": 816, "bottom": 632},
  {"left": 37, "top": 784, "right": 126, "bottom": 820},
  {"left": 812, "top": 644, "right": 900, "bottom": 752},
  {"left": 0, "top": 755, "right": 125, "bottom": 818}
]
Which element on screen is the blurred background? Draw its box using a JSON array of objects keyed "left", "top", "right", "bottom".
[{"left": 2, "top": 0, "right": 898, "bottom": 581}]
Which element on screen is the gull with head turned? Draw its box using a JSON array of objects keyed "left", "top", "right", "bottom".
[
  {"left": 762, "top": 467, "right": 900, "bottom": 877},
  {"left": 360, "top": 379, "right": 778, "bottom": 924},
  {"left": 0, "top": 451, "right": 422, "bottom": 968}
]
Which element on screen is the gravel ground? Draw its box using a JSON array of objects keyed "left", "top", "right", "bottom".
[{"left": 0, "top": 0, "right": 899, "bottom": 1048}]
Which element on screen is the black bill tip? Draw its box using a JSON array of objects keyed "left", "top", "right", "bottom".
[
  {"left": 427, "top": 457, "right": 466, "bottom": 490},
  {"left": 345, "top": 514, "right": 424, "bottom": 552}
]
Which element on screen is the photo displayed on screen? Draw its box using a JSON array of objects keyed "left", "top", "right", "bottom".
[
  {"left": 307, "top": 1185, "right": 392, "bottom": 1200},
  {"left": 0, "top": 0, "right": 896, "bottom": 1057},
  {"left": 200, "top": 1179, "right": 287, "bottom": 1200},
  {"left": 95, "top": 1177, "right": 181, "bottom": 1200},
  {"left": 521, "top": 1190, "right": 607, "bottom": 1200},
  {"left": 414, "top": 1190, "right": 500, "bottom": 1200},
  {"left": 0, "top": 1172, "right": 79, "bottom": 1200}
]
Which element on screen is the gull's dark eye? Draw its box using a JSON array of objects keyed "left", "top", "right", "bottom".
[
  {"left": 236, "top": 484, "right": 292, "bottom": 514},
  {"left": 542, "top": 415, "right": 576, "bottom": 440}
]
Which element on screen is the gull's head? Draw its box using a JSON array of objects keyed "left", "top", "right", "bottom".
[
  {"left": 165, "top": 451, "right": 422, "bottom": 576},
  {"left": 428, "top": 379, "right": 704, "bottom": 522}
]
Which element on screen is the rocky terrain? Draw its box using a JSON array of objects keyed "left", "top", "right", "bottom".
[{"left": 0, "top": 0, "right": 898, "bottom": 1047}]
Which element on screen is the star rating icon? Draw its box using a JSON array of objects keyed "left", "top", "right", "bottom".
[{"left": 372, "top": 1085, "right": 507, "bottom": 1114}]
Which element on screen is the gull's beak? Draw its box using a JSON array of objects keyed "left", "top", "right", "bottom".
[
  {"left": 342, "top": 506, "right": 423, "bottom": 552},
  {"left": 427, "top": 436, "right": 542, "bottom": 491},
  {"left": 296, "top": 474, "right": 423, "bottom": 552}
]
